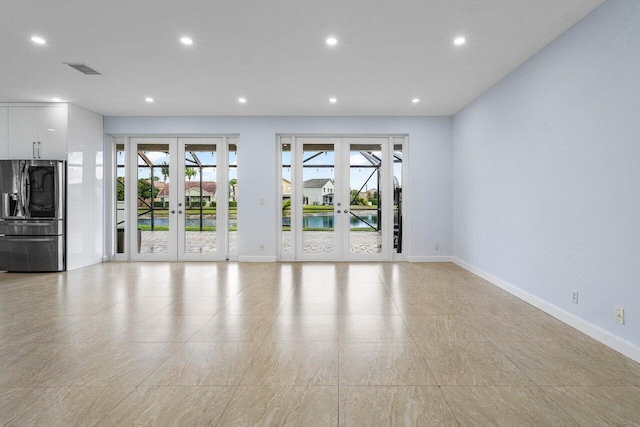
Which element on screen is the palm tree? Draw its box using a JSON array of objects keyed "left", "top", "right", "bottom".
[
  {"left": 229, "top": 178, "right": 238, "bottom": 202},
  {"left": 282, "top": 198, "right": 291, "bottom": 216},
  {"left": 160, "top": 161, "right": 169, "bottom": 207},
  {"left": 185, "top": 167, "right": 197, "bottom": 208}
]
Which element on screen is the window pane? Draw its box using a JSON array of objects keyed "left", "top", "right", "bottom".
[
  {"left": 282, "top": 143, "right": 292, "bottom": 255},
  {"left": 349, "top": 143, "right": 382, "bottom": 254},
  {"left": 136, "top": 143, "right": 170, "bottom": 254},
  {"left": 228, "top": 143, "right": 238, "bottom": 254},
  {"left": 184, "top": 144, "right": 217, "bottom": 254},
  {"left": 115, "top": 141, "right": 126, "bottom": 254},
  {"left": 302, "top": 144, "right": 335, "bottom": 254},
  {"left": 393, "top": 143, "right": 403, "bottom": 254}
]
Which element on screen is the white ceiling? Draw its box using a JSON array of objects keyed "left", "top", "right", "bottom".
[{"left": 0, "top": 0, "right": 604, "bottom": 116}]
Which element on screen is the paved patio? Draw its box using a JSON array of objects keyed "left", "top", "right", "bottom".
[
  {"left": 138, "top": 230, "right": 381, "bottom": 255},
  {"left": 139, "top": 231, "right": 237, "bottom": 254}
]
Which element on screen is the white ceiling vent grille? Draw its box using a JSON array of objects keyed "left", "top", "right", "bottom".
[{"left": 64, "top": 63, "right": 101, "bottom": 75}]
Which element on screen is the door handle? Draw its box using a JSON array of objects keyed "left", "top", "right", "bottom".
[
  {"left": 38, "top": 142, "right": 41, "bottom": 158},
  {"left": 33, "top": 142, "right": 36, "bottom": 159}
]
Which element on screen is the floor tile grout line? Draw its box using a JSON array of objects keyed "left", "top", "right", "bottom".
[
  {"left": 436, "top": 386, "right": 462, "bottom": 427},
  {"left": 383, "top": 270, "right": 446, "bottom": 390},
  {"left": 387, "top": 268, "right": 464, "bottom": 426},
  {"left": 91, "top": 385, "right": 139, "bottom": 427},
  {"left": 535, "top": 385, "right": 587, "bottom": 426},
  {"left": 214, "top": 284, "right": 293, "bottom": 426}
]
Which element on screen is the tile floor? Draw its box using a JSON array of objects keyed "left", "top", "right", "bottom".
[{"left": 0, "top": 262, "right": 639, "bottom": 426}]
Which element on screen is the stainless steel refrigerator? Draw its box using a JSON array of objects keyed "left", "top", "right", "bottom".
[{"left": 0, "top": 160, "right": 66, "bottom": 272}]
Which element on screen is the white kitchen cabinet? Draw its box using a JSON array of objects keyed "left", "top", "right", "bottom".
[
  {"left": 0, "top": 107, "right": 7, "bottom": 158},
  {"left": 7, "top": 105, "right": 68, "bottom": 160}
]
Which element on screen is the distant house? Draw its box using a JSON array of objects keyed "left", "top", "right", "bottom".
[
  {"left": 282, "top": 178, "right": 292, "bottom": 199},
  {"left": 362, "top": 189, "right": 378, "bottom": 200},
  {"left": 303, "top": 178, "right": 334, "bottom": 205},
  {"left": 155, "top": 181, "right": 217, "bottom": 206}
]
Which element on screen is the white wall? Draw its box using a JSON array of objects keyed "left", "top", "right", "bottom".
[
  {"left": 67, "top": 104, "right": 104, "bottom": 270},
  {"left": 103, "top": 116, "right": 453, "bottom": 261},
  {"left": 453, "top": 0, "right": 640, "bottom": 352}
]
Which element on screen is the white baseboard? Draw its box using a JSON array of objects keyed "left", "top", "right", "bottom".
[
  {"left": 452, "top": 257, "right": 640, "bottom": 364},
  {"left": 238, "top": 256, "right": 277, "bottom": 263},
  {"left": 408, "top": 256, "right": 452, "bottom": 263}
]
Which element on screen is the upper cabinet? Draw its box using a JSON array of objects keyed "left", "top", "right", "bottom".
[
  {"left": 6, "top": 105, "right": 68, "bottom": 160},
  {"left": 0, "top": 108, "right": 7, "bottom": 158}
]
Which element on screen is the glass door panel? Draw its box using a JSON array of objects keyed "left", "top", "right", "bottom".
[
  {"left": 281, "top": 142, "right": 292, "bottom": 257},
  {"left": 182, "top": 143, "right": 217, "bottom": 255},
  {"left": 348, "top": 143, "right": 383, "bottom": 255},
  {"left": 299, "top": 141, "right": 339, "bottom": 259},
  {"left": 130, "top": 138, "right": 177, "bottom": 261}
]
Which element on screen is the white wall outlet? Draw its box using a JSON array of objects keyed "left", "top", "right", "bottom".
[
  {"left": 571, "top": 290, "right": 579, "bottom": 304},
  {"left": 259, "top": 198, "right": 265, "bottom": 206},
  {"left": 259, "top": 244, "right": 264, "bottom": 251},
  {"left": 615, "top": 307, "right": 624, "bottom": 324},
  {"left": 434, "top": 242, "right": 440, "bottom": 251}
]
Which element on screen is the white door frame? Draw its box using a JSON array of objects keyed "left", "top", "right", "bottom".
[
  {"left": 278, "top": 134, "right": 407, "bottom": 262},
  {"left": 115, "top": 135, "right": 235, "bottom": 262},
  {"left": 295, "top": 137, "right": 342, "bottom": 261},
  {"left": 128, "top": 137, "right": 179, "bottom": 261},
  {"left": 177, "top": 137, "right": 228, "bottom": 261}
]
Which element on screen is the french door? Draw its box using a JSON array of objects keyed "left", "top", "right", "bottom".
[
  {"left": 126, "top": 137, "right": 236, "bottom": 261},
  {"left": 281, "top": 136, "right": 404, "bottom": 261}
]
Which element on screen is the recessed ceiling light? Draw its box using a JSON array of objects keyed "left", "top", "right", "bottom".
[
  {"left": 51, "top": 97, "right": 62, "bottom": 102},
  {"left": 238, "top": 97, "right": 247, "bottom": 104},
  {"left": 412, "top": 98, "right": 420, "bottom": 104},
  {"left": 326, "top": 37, "right": 338, "bottom": 46},
  {"left": 454, "top": 36, "right": 466, "bottom": 46},
  {"left": 31, "top": 36, "right": 46, "bottom": 45},
  {"left": 329, "top": 97, "right": 337, "bottom": 104},
  {"left": 180, "top": 37, "right": 193, "bottom": 46},
  {"left": 145, "top": 97, "right": 154, "bottom": 103}
]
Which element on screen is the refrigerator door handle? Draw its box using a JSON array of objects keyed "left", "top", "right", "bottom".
[
  {"left": 32, "top": 142, "right": 36, "bottom": 159},
  {"left": 37, "top": 142, "right": 41, "bottom": 159},
  {"left": 24, "top": 166, "right": 31, "bottom": 217},
  {"left": 0, "top": 236, "right": 57, "bottom": 242}
]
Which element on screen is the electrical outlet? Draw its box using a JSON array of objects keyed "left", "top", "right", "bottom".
[
  {"left": 571, "top": 291, "right": 579, "bottom": 304},
  {"left": 615, "top": 307, "right": 624, "bottom": 325},
  {"left": 434, "top": 242, "right": 440, "bottom": 251},
  {"left": 259, "top": 244, "right": 264, "bottom": 251}
]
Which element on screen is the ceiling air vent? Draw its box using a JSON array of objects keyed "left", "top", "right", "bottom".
[{"left": 64, "top": 63, "right": 101, "bottom": 75}]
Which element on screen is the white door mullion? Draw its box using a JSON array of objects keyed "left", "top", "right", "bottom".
[
  {"left": 293, "top": 137, "right": 303, "bottom": 260},
  {"left": 126, "top": 137, "right": 135, "bottom": 260},
  {"left": 176, "top": 140, "right": 186, "bottom": 259},
  {"left": 333, "top": 138, "right": 351, "bottom": 260},
  {"left": 218, "top": 138, "right": 229, "bottom": 259},
  {"left": 382, "top": 137, "right": 394, "bottom": 260}
]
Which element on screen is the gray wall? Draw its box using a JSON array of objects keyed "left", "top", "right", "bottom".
[
  {"left": 453, "top": 0, "right": 640, "bottom": 346},
  {"left": 104, "top": 115, "right": 453, "bottom": 260}
]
